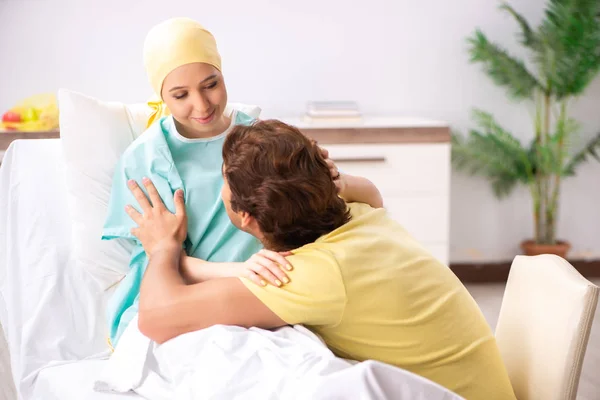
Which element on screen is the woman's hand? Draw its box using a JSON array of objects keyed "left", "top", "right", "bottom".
[
  {"left": 125, "top": 177, "right": 187, "bottom": 257},
  {"left": 240, "top": 249, "right": 293, "bottom": 287}
]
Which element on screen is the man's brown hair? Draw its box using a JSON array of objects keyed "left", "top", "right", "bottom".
[{"left": 222, "top": 119, "right": 351, "bottom": 251}]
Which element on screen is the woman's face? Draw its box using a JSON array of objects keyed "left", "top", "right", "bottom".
[{"left": 161, "top": 62, "right": 228, "bottom": 138}]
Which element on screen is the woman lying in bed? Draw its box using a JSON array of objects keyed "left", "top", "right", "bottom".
[
  {"left": 124, "top": 119, "right": 516, "bottom": 400},
  {"left": 101, "top": 17, "right": 382, "bottom": 348}
]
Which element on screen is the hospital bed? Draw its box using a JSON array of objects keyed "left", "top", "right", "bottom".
[{"left": 0, "top": 90, "right": 464, "bottom": 399}]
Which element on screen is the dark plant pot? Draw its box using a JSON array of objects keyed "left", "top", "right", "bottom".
[{"left": 520, "top": 239, "right": 571, "bottom": 259}]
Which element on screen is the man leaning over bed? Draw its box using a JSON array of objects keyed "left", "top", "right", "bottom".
[{"left": 123, "top": 119, "right": 516, "bottom": 400}]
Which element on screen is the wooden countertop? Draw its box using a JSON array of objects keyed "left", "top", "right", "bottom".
[
  {"left": 279, "top": 116, "right": 451, "bottom": 144},
  {"left": 0, "top": 115, "right": 451, "bottom": 151}
]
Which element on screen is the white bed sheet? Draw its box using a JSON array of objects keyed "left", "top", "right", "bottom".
[
  {"left": 0, "top": 139, "right": 117, "bottom": 399},
  {"left": 32, "top": 360, "right": 139, "bottom": 400}
]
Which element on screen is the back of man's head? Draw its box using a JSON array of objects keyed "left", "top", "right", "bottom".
[{"left": 222, "top": 119, "right": 351, "bottom": 251}]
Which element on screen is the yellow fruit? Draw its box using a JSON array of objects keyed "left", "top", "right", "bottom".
[{"left": 21, "top": 108, "right": 39, "bottom": 122}]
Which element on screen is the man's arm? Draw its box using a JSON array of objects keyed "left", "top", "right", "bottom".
[
  {"left": 139, "top": 241, "right": 287, "bottom": 344},
  {"left": 338, "top": 173, "right": 384, "bottom": 208},
  {"left": 321, "top": 147, "right": 383, "bottom": 209}
]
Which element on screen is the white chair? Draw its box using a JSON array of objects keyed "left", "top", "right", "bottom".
[{"left": 495, "top": 254, "right": 599, "bottom": 400}]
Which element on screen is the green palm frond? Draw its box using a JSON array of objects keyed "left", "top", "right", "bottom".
[
  {"left": 529, "top": 141, "right": 559, "bottom": 176},
  {"left": 552, "top": 113, "right": 580, "bottom": 145},
  {"left": 563, "top": 132, "right": 600, "bottom": 175},
  {"left": 451, "top": 110, "right": 533, "bottom": 198},
  {"left": 490, "top": 173, "right": 521, "bottom": 198},
  {"left": 536, "top": 0, "right": 600, "bottom": 98},
  {"left": 535, "top": 114, "right": 581, "bottom": 174},
  {"left": 452, "top": 132, "right": 527, "bottom": 198},
  {"left": 471, "top": 109, "right": 536, "bottom": 176},
  {"left": 500, "top": 3, "right": 541, "bottom": 50},
  {"left": 468, "top": 30, "right": 543, "bottom": 99}
]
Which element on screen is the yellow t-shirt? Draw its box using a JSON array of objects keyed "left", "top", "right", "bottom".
[{"left": 241, "top": 202, "right": 516, "bottom": 400}]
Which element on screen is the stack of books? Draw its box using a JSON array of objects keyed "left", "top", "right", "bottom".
[{"left": 303, "top": 101, "right": 362, "bottom": 123}]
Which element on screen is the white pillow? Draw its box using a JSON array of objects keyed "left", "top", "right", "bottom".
[{"left": 58, "top": 89, "right": 261, "bottom": 288}]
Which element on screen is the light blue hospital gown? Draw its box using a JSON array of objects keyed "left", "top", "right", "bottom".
[{"left": 102, "top": 110, "right": 263, "bottom": 346}]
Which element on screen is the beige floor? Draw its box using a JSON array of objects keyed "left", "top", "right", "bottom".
[{"left": 466, "top": 280, "right": 600, "bottom": 400}]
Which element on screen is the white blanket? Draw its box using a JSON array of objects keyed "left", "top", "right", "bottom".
[
  {"left": 95, "top": 315, "right": 463, "bottom": 400},
  {"left": 0, "top": 140, "right": 112, "bottom": 399}
]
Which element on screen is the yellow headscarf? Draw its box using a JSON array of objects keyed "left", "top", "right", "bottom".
[{"left": 143, "top": 17, "right": 222, "bottom": 127}]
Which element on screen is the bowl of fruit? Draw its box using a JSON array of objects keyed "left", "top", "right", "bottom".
[{"left": 1, "top": 93, "right": 59, "bottom": 132}]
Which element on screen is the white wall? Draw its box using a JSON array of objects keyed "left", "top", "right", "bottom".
[{"left": 1, "top": 0, "right": 599, "bottom": 262}]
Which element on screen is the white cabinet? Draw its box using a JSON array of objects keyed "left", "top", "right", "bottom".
[
  {"left": 288, "top": 116, "right": 452, "bottom": 266},
  {"left": 321, "top": 142, "right": 451, "bottom": 265}
]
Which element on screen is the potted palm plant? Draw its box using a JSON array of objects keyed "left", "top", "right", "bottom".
[{"left": 452, "top": 0, "right": 600, "bottom": 258}]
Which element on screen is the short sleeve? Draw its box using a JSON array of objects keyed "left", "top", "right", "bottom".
[
  {"left": 101, "top": 131, "right": 183, "bottom": 241},
  {"left": 240, "top": 249, "right": 346, "bottom": 326}
]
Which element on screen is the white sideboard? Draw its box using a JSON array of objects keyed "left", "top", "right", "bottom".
[{"left": 284, "top": 116, "right": 451, "bottom": 266}]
